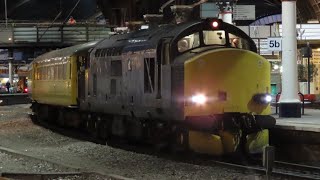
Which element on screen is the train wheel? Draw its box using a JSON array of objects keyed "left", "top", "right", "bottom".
[
  {"left": 38, "top": 105, "right": 49, "bottom": 122},
  {"left": 152, "top": 122, "right": 169, "bottom": 152},
  {"left": 85, "top": 114, "right": 100, "bottom": 139},
  {"left": 92, "top": 116, "right": 100, "bottom": 139},
  {"left": 57, "top": 109, "right": 65, "bottom": 127},
  {"left": 47, "top": 106, "right": 57, "bottom": 124},
  {"left": 31, "top": 103, "right": 39, "bottom": 123},
  {"left": 170, "top": 126, "right": 188, "bottom": 154},
  {"left": 98, "top": 117, "right": 110, "bottom": 141}
]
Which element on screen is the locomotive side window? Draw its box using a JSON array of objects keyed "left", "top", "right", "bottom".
[
  {"left": 229, "top": 33, "right": 250, "bottom": 50},
  {"left": 177, "top": 32, "right": 200, "bottom": 53},
  {"left": 111, "top": 61, "right": 122, "bottom": 77},
  {"left": 144, "top": 58, "right": 155, "bottom": 93},
  {"left": 203, "top": 30, "right": 226, "bottom": 45}
]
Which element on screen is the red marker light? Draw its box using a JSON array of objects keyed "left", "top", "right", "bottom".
[
  {"left": 24, "top": 88, "right": 28, "bottom": 93},
  {"left": 212, "top": 21, "right": 219, "bottom": 28}
]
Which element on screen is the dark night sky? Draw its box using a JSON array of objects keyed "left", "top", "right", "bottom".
[
  {"left": 0, "top": 0, "right": 98, "bottom": 21},
  {"left": 0, "top": 0, "right": 300, "bottom": 24}
]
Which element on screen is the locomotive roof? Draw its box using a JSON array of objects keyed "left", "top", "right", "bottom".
[
  {"left": 34, "top": 41, "right": 99, "bottom": 62},
  {"left": 95, "top": 19, "right": 257, "bottom": 53},
  {"left": 33, "top": 19, "right": 257, "bottom": 63}
]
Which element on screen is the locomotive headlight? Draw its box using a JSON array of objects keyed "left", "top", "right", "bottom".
[
  {"left": 265, "top": 95, "right": 272, "bottom": 103},
  {"left": 253, "top": 93, "right": 272, "bottom": 105},
  {"left": 191, "top": 94, "right": 207, "bottom": 105}
]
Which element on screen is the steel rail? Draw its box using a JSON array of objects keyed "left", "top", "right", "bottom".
[
  {"left": 210, "top": 160, "right": 320, "bottom": 179},
  {"left": 0, "top": 146, "right": 130, "bottom": 180}
]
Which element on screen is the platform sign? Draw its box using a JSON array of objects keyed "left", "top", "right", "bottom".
[
  {"left": 233, "top": 5, "right": 256, "bottom": 20},
  {"left": 200, "top": 3, "right": 219, "bottom": 19},
  {"left": 267, "top": 37, "right": 282, "bottom": 52},
  {"left": 0, "top": 49, "right": 8, "bottom": 61}
]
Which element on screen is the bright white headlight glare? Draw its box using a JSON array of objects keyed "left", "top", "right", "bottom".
[
  {"left": 264, "top": 95, "right": 272, "bottom": 103},
  {"left": 191, "top": 94, "right": 207, "bottom": 105}
]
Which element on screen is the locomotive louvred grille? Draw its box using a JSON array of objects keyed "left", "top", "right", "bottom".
[{"left": 172, "top": 65, "right": 184, "bottom": 103}]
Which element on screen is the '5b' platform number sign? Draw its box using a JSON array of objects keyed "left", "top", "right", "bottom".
[{"left": 267, "top": 37, "right": 282, "bottom": 52}]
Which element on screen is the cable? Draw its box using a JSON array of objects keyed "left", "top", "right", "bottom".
[{"left": 38, "top": 11, "right": 62, "bottom": 41}]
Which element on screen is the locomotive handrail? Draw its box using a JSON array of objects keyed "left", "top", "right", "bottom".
[
  {"left": 298, "top": 92, "right": 305, "bottom": 115},
  {"left": 275, "top": 92, "right": 281, "bottom": 115},
  {"left": 275, "top": 92, "right": 305, "bottom": 115}
]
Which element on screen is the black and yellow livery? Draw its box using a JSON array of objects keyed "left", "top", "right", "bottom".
[{"left": 30, "top": 19, "right": 276, "bottom": 156}]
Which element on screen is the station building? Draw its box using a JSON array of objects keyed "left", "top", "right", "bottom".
[{"left": 0, "top": 0, "right": 319, "bottom": 99}]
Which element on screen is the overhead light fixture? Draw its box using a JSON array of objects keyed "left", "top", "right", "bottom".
[{"left": 307, "top": 20, "right": 319, "bottom": 24}]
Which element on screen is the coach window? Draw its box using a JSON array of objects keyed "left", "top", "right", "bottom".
[
  {"left": 36, "top": 67, "right": 40, "bottom": 80},
  {"left": 68, "top": 61, "right": 72, "bottom": 79},
  {"left": 177, "top": 32, "right": 200, "bottom": 53},
  {"left": 47, "top": 66, "right": 51, "bottom": 80},
  {"left": 37, "top": 67, "right": 41, "bottom": 80},
  {"left": 58, "top": 64, "right": 63, "bottom": 79},
  {"left": 43, "top": 67, "right": 47, "bottom": 80},
  {"left": 62, "top": 63, "right": 67, "bottom": 80},
  {"left": 54, "top": 65, "right": 58, "bottom": 80}
]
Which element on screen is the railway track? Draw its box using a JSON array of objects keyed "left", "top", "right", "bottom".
[
  {"left": 0, "top": 146, "right": 130, "bottom": 180},
  {"left": 30, "top": 114, "right": 320, "bottom": 179},
  {"left": 210, "top": 159, "right": 320, "bottom": 179}
]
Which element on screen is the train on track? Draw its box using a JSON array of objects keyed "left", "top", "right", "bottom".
[{"left": 29, "top": 18, "right": 276, "bottom": 155}]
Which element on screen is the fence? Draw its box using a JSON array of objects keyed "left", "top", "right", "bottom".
[{"left": 0, "top": 22, "right": 111, "bottom": 44}]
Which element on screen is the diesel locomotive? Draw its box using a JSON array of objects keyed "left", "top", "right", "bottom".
[{"left": 29, "top": 19, "right": 276, "bottom": 155}]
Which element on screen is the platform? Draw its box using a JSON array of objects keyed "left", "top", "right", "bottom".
[
  {"left": 0, "top": 94, "right": 30, "bottom": 106},
  {"left": 272, "top": 107, "right": 320, "bottom": 132}
]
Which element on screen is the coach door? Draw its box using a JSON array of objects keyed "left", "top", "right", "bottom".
[{"left": 77, "top": 55, "right": 87, "bottom": 104}]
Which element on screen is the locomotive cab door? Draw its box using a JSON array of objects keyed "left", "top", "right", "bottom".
[{"left": 157, "top": 38, "right": 172, "bottom": 107}]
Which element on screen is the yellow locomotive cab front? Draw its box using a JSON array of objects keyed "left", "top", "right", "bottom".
[{"left": 184, "top": 48, "right": 273, "bottom": 155}]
